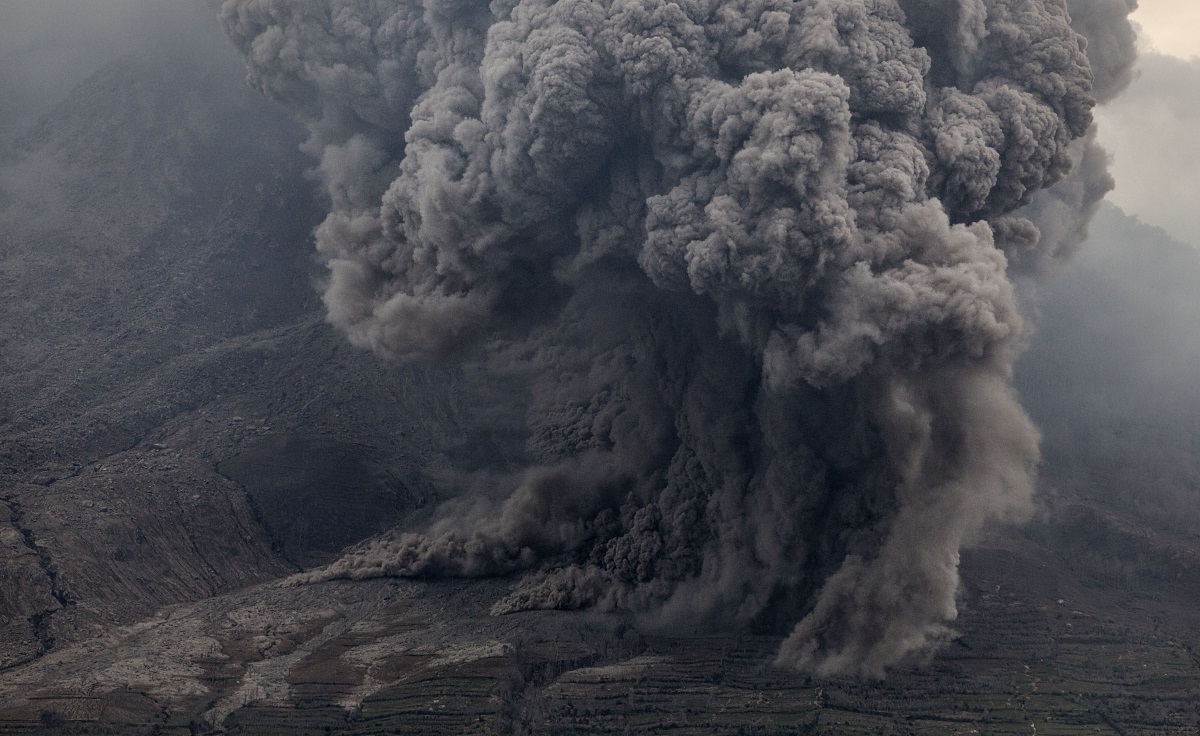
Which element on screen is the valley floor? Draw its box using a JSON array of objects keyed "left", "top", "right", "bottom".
[{"left": 1, "top": 540, "right": 1198, "bottom": 735}]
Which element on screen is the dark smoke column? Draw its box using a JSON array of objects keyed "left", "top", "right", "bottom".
[{"left": 221, "top": 0, "right": 1134, "bottom": 676}]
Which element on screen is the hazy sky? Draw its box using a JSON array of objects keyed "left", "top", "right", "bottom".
[
  {"left": 0, "top": 0, "right": 225, "bottom": 145},
  {"left": 1132, "top": 0, "right": 1200, "bottom": 59},
  {"left": 1095, "top": 2, "right": 1200, "bottom": 247}
]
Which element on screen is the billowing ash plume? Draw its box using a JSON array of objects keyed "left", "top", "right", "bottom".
[
  {"left": 221, "top": 0, "right": 1135, "bottom": 676},
  {"left": 1001, "top": 0, "right": 1138, "bottom": 277}
]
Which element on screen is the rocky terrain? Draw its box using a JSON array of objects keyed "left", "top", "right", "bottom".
[
  {"left": 0, "top": 32, "right": 1199, "bottom": 736},
  {"left": 1, "top": 541, "right": 1199, "bottom": 735}
]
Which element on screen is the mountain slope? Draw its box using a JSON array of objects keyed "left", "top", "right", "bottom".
[
  {"left": 0, "top": 32, "right": 1198, "bottom": 736},
  {"left": 0, "top": 52, "right": 490, "bottom": 669}
]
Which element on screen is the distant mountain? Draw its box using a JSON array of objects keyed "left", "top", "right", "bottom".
[
  {"left": 1016, "top": 204, "right": 1200, "bottom": 589},
  {"left": 0, "top": 47, "right": 1198, "bottom": 736}
]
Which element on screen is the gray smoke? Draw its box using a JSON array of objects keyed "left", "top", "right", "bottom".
[
  {"left": 1000, "top": 0, "right": 1138, "bottom": 277},
  {"left": 221, "top": 0, "right": 1135, "bottom": 676}
]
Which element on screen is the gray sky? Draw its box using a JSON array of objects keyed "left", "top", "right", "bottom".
[
  {"left": 1095, "top": 2, "right": 1200, "bottom": 246},
  {"left": 0, "top": 0, "right": 141, "bottom": 141},
  {"left": 0, "top": 0, "right": 225, "bottom": 145}
]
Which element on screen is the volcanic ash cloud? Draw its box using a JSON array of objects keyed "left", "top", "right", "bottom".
[{"left": 221, "top": 0, "right": 1135, "bottom": 676}]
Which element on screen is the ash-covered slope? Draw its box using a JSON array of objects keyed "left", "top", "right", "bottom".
[
  {"left": 0, "top": 48, "right": 491, "bottom": 668},
  {"left": 5, "top": 177, "right": 1199, "bottom": 735},
  {"left": 0, "top": 4, "right": 1197, "bottom": 734}
]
